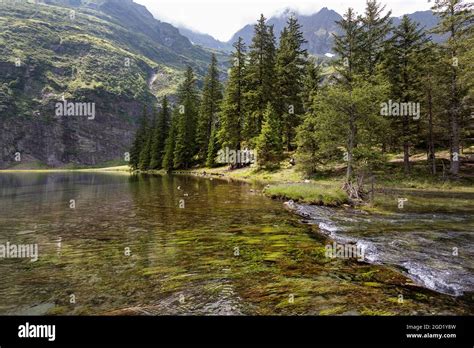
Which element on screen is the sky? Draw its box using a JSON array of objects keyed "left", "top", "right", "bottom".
[{"left": 135, "top": 0, "right": 433, "bottom": 42}]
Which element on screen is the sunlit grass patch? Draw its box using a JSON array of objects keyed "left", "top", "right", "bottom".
[{"left": 264, "top": 183, "right": 349, "bottom": 206}]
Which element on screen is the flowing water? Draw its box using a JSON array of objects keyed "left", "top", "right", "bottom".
[
  {"left": 287, "top": 196, "right": 474, "bottom": 296},
  {"left": 0, "top": 172, "right": 472, "bottom": 315}
]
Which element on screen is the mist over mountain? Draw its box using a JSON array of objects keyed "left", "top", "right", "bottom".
[
  {"left": 180, "top": 8, "right": 441, "bottom": 55},
  {"left": 178, "top": 27, "right": 233, "bottom": 52}
]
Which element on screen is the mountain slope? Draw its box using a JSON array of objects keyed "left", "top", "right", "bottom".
[
  {"left": 0, "top": 0, "right": 213, "bottom": 168},
  {"left": 392, "top": 10, "right": 443, "bottom": 42},
  {"left": 178, "top": 27, "right": 232, "bottom": 52},
  {"left": 42, "top": 0, "right": 212, "bottom": 73}
]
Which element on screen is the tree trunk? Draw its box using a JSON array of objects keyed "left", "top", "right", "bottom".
[
  {"left": 403, "top": 114, "right": 410, "bottom": 174},
  {"left": 450, "top": 69, "right": 460, "bottom": 176},
  {"left": 427, "top": 78, "right": 436, "bottom": 174},
  {"left": 347, "top": 107, "right": 355, "bottom": 182},
  {"left": 449, "top": 12, "right": 460, "bottom": 177}
]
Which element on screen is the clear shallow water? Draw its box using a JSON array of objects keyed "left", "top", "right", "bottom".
[{"left": 0, "top": 173, "right": 472, "bottom": 315}]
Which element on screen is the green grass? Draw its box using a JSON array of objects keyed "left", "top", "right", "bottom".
[
  {"left": 174, "top": 165, "right": 349, "bottom": 206},
  {"left": 375, "top": 172, "right": 474, "bottom": 192},
  {"left": 263, "top": 183, "right": 349, "bottom": 207}
]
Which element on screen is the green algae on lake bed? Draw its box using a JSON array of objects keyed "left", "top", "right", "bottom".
[{"left": 0, "top": 172, "right": 472, "bottom": 315}]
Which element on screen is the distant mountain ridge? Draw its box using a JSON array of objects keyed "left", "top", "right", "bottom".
[
  {"left": 179, "top": 8, "right": 441, "bottom": 55},
  {"left": 226, "top": 7, "right": 342, "bottom": 56},
  {"left": 178, "top": 27, "right": 233, "bottom": 52}
]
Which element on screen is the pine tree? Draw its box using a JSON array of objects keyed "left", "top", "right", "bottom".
[
  {"left": 301, "top": 57, "right": 324, "bottom": 114},
  {"left": 432, "top": 0, "right": 473, "bottom": 176},
  {"left": 173, "top": 66, "right": 200, "bottom": 169},
  {"left": 297, "top": 75, "right": 389, "bottom": 184},
  {"left": 275, "top": 15, "right": 308, "bottom": 150},
  {"left": 327, "top": 7, "right": 390, "bottom": 188},
  {"left": 206, "top": 123, "right": 219, "bottom": 167},
  {"left": 162, "top": 110, "right": 178, "bottom": 172},
  {"left": 295, "top": 107, "right": 321, "bottom": 176},
  {"left": 138, "top": 112, "right": 154, "bottom": 170},
  {"left": 460, "top": 25, "right": 474, "bottom": 102},
  {"left": 358, "top": 0, "right": 392, "bottom": 76},
  {"left": 130, "top": 106, "right": 148, "bottom": 170},
  {"left": 255, "top": 103, "right": 283, "bottom": 167},
  {"left": 333, "top": 8, "right": 364, "bottom": 181},
  {"left": 244, "top": 14, "right": 277, "bottom": 143},
  {"left": 149, "top": 96, "right": 171, "bottom": 169},
  {"left": 196, "top": 54, "right": 223, "bottom": 163},
  {"left": 218, "top": 37, "right": 247, "bottom": 152},
  {"left": 420, "top": 43, "right": 447, "bottom": 175},
  {"left": 384, "top": 15, "right": 428, "bottom": 174},
  {"left": 459, "top": 21, "right": 474, "bottom": 152}
]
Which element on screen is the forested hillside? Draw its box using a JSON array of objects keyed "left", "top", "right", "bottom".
[{"left": 133, "top": 0, "right": 473, "bottom": 196}]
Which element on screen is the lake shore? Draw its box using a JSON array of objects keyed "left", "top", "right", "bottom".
[
  {"left": 2, "top": 163, "right": 473, "bottom": 210},
  {"left": 0, "top": 165, "right": 131, "bottom": 173},
  {"left": 167, "top": 165, "right": 474, "bottom": 212}
]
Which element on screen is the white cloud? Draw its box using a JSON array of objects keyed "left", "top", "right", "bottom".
[{"left": 135, "top": 0, "right": 433, "bottom": 42}]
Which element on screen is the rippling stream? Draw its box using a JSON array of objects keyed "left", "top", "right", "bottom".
[
  {"left": 287, "top": 199, "right": 474, "bottom": 296},
  {"left": 0, "top": 173, "right": 472, "bottom": 315}
]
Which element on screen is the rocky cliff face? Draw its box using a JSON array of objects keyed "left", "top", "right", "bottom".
[
  {"left": 0, "top": 0, "right": 213, "bottom": 169},
  {"left": 0, "top": 87, "right": 143, "bottom": 168}
]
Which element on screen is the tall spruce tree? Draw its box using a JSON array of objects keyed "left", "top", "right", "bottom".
[
  {"left": 173, "top": 67, "right": 200, "bottom": 169},
  {"left": 244, "top": 14, "right": 277, "bottom": 143},
  {"left": 333, "top": 8, "right": 364, "bottom": 181},
  {"left": 325, "top": 8, "right": 390, "bottom": 188},
  {"left": 275, "top": 15, "right": 308, "bottom": 151},
  {"left": 206, "top": 123, "right": 219, "bottom": 167},
  {"left": 196, "top": 54, "right": 223, "bottom": 163},
  {"left": 432, "top": 0, "right": 473, "bottom": 176},
  {"left": 162, "top": 110, "right": 178, "bottom": 172},
  {"left": 130, "top": 106, "right": 149, "bottom": 170},
  {"left": 218, "top": 37, "right": 247, "bottom": 152},
  {"left": 420, "top": 43, "right": 447, "bottom": 175},
  {"left": 301, "top": 57, "right": 324, "bottom": 114},
  {"left": 460, "top": 23, "right": 474, "bottom": 102},
  {"left": 138, "top": 113, "right": 154, "bottom": 171},
  {"left": 385, "top": 16, "right": 428, "bottom": 174},
  {"left": 459, "top": 20, "right": 474, "bottom": 151},
  {"left": 358, "top": 0, "right": 392, "bottom": 76},
  {"left": 149, "top": 96, "right": 171, "bottom": 169},
  {"left": 256, "top": 102, "right": 283, "bottom": 167}
]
